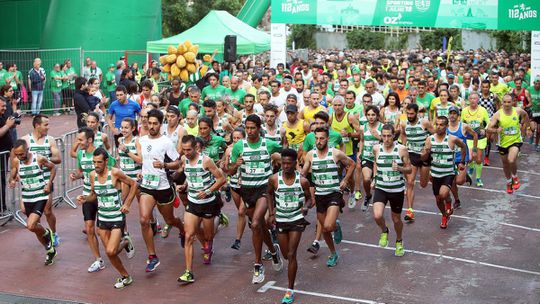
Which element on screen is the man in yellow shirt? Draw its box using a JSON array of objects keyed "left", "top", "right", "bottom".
[{"left": 489, "top": 72, "right": 510, "bottom": 101}]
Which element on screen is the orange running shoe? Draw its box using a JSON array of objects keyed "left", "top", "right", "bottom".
[
  {"left": 512, "top": 177, "right": 520, "bottom": 190},
  {"left": 506, "top": 182, "right": 514, "bottom": 194},
  {"left": 440, "top": 215, "right": 448, "bottom": 229},
  {"left": 404, "top": 209, "right": 415, "bottom": 222},
  {"left": 445, "top": 203, "right": 453, "bottom": 216}
]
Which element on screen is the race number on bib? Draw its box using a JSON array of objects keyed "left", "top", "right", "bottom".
[{"left": 142, "top": 174, "right": 160, "bottom": 189}]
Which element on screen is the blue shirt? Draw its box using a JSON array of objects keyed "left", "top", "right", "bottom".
[
  {"left": 108, "top": 99, "right": 140, "bottom": 128},
  {"left": 28, "top": 68, "right": 46, "bottom": 91}
]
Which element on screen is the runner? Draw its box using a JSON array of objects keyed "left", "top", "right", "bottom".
[
  {"left": 76, "top": 147, "right": 137, "bottom": 289},
  {"left": 461, "top": 92, "right": 490, "bottom": 187},
  {"left": 487, "top": 94, "right": 530, "bottom": 194},
  {"left": 9, "top": 139, "right": 57, "bottom": 265},
  {"left": 177, "top": 135, "right": 226, "bottom": 284},
  {"left": 302, "top": 127, "right": 355, "bottom": 267},
  {"left": 70, "top": 127, "right": 118, "bottom": 272},
  {"left": 380, "top": 92, "right": 401, "bottom": 126},
  {"left": 235, "top": 94, "right": 261, "bottom": 127},
  {"left": 479, "top": 80, "right": 500, "bottom": 166},
  {"left": 161, "top": 106, "right": 185, "bottom": 149},
  {"left": 282, "top": 104, "right": 309, "bottom": 151},
  {"left": 263, "top": 104, "right": 285, "bottom": 144},
  {"left": 357, "top": 106, "right": 383, "bottom": 211},
  {"left": 299, "top": 91, "right": 326, "bottom": 124},
  {"left": 133, "top": 109, "right": 186, "bottom": 272},
  {"left": 371, "top": 124, "right": 411, "bottom": 256},
  {"left": 222, "top": 128, "right": 248, "bottom": 250},
  {"left": 267, "top": 148, "right": 312, "bottom": 304},
  {"left": 183, "top": 110, "right": 199, "bottom": 136},
  {"left": 205, "top": 99, "right": 233, "bottom": 139},
  {"left": 228, "top": 114, "right": 283, "bottom": 284},
  {"left": 399, "top": 103, "right": 434, "bottom": 222},
  {"left": 70, "top": 112, "right": 110, "bottom": 158},
  {"left": 21, "top": 114, "right": 61, "bottom": 246},
  {"left": 420, "top": 116, "right": 467, "bottom": 229},
  {"left": 447, "top": 106, "right": 477, "bottom": 209}
]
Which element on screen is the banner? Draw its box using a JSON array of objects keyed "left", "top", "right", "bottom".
[
  {"left": 271, "top": 23, "right": 287, "bottom": 68},
  {"left": 532, "top": 31, "right": 540, "bottom": 82},
  {"left": 271, "top": 0, "right": 539, "bottom": 31}
]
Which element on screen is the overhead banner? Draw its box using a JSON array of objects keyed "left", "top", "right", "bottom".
[
  {"left": 532, "top": 31, "right": 540, "bottom": 81},
  {"left": 271, "top": 0, "right": 539, "bottom": 31}
]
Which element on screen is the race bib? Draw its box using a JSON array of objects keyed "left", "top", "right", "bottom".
[
  {"left": 21, "top": 177, "right": 42, "bottom": 190},
  {"left": 342, "top": 136, "right": 350, "bottom": 143},
  {"left": 382, "top": 174, "right": 401, "bottom": 182},
  {"left": 188, "top": 176, "right": 204, "bottom": 189},
  {"left": 503, "top": 127, "right": 518, "bottom": 135},
  {"left": 317, "top": 174, "right": 335, "bottom": 185},
  {"left": 469, "top": 121, "right": 480, "bottom": 129},
  {"left": 247, "top": 162, "right": 266, "bottom": 174},
  {"left": 532, "top": 111, "right": 540, "bottom": 118},
  {"left": 99, "top": 195, "right": 116, "bottom": 207},
  {"left": 142, "top": 174, "right": 160, "bottom": 189}
]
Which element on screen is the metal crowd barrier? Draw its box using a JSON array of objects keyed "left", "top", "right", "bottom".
[{"left": 2, "top": 124, "right": 123, "bottom": 228}]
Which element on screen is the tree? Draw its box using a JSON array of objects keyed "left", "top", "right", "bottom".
[
  {"left": 288, "top": 24, "right": 317, "bottom": 49},
  {"left": 162, "top": 0, "right": 246, "bottom": 37},
  {"left": 346, "top": 30, "right": 385, "bottom": 50},
  {"left": 491, "top": 30, "right": 530, "bottom": 53},
  {"left": 419, "top": 29, "right": 462, "bottom": 50}
]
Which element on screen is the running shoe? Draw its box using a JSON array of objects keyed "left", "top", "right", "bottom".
[
  {"left": 218, "top": 213, "right": 230, "bottom": 229},
  {"left": 476, "top": 178, "right": 484, "bottom": 187},
  {"left": 454, "top": 199, "right": 461, "bottom": 210},
  {"left": 440, "top": 215, "right": 449, "bottom": 229},
  {"left": 395, "top": 241, "right": 405, "bottom": 257},
  {"left": 445, "top": 203, "right": 454, "bottom": 216},
  {"left": 113, "top": 276, "right": 133, "bottom": 289},
  {"left": 333, "top": 219, "right": 343, "bottom": 244},
  {"left": 506, "top": 182, "right": 514, "bottom": 194},
  {"left": 361, "top": 195, "right": 371, "bottom": 212},
  {"left": 379, "top": 230, "right": 389, "bottom": 247},
  {"left": 53, "top": 233, "right": 60, "bottom": 248},
  {"left": 88, "top": 259, "right": 105, "bottom": 272},
  {"left": 202, "top": 250, "right": 214, "bottom": 265},
  {"left": 512, "top": 176, "right": 521, "bottom": 190},
  {"left": 231, "top": 239, "right": 241, "bottom": 250},
  {"left": 271, "top": 244, "right": 284, "bottom": 271},
  {"left": 281, "top": 290, "right": 295, "bottom": 304},
  {"left": 326, "top": 252, "right": 339, "bottom": 267},
  {"left": 270, "top": 228, "right": 278, "bottom": 244},
  {"left": 146, "top": 256, "right": 160, "bottom": 272},
  {"left": 355, "top": 191, "right": 362, "bottom": 200},
  {"left": 179, "top": 232, "right": 186, "bottom": 248},
  {"left": 404, "top": 209, "right": 415, "bottom": 222},
  {"left": 252, "top": 264, "right": 265, "bottom": 284},
  {"left": 483, "top": 156, "right": 490, "bottom": 166},
  {"left": 262, "top": 250, "right": 273, "bottom": 261},
  {"left": 225, "top": 187, "right": 232, "bottom": 203},
  {"left": 161, "top": 224, "right": 172, "bottom": 238},
  {"left": 347, "top": 194, "right": 356, "bottom": 209},
  {"left": 44, "top": 228, "right": 54, "bottom": 252},
  {"left": 44, "top": 248, "right": 57, "bottom": 266},
  {"left": 124, "top": 234, "right": 135, "bottom": 259},
  {"left": 307, "top": 241, "right": 320, "bottom": 255},
  {"left": 177, "top": 270, "right": 195, "bottom": 284}
]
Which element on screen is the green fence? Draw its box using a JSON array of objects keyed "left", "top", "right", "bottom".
[{"left": 0, "top": 48, "right": 148, "bottom": 114}]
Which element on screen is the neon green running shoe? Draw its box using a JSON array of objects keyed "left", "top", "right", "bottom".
[
  {"left": 177, "top": 270, "right": 195, "bottom": 284},
  {"left": 395, "top": 241, "right": 405, "bottom": 257},
  {"left": 355, "top": 191, "right": 362, "bottom": 200},
  {"left": 379, "top": 230, "right": 389, "bottom": 248}
]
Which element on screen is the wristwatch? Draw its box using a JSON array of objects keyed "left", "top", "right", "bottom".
[{"left": 204, "top": 189, "right": 212, "bottom": 196}]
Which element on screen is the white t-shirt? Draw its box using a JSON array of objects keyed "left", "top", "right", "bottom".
[
  {"left": 160, "top": 124, "right": 182, "bottom": 147},
  {"left": 360, "top": 91, "right": 385, "bottom": 108},
  {"left": 271, "top": 92, "right": 287, "bottom": 108},
  {"left": 139, "top": 135, "right": 179, "bottom": 190}
]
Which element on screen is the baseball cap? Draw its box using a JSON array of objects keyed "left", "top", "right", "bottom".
[
  {"left": 534, "top": 76, "right": 540, "bottom": 82},
  {"left": 108, "top": 63, "right": 115, "bottom": 68},
  {"left": 448, "top": 105, "right": 460, "bottom": 114},
  {"left": 285, "top": 104, "right": 298, "bottom": 113},
  {"left": 447, "top": 73, "right": 455, "bottom": 79}
]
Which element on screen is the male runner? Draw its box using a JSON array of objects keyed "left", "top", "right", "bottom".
[
  {"left": 302, "top": 127, "right": 355, "bottom": 267},
  {"left": 77, "top": 148, "right": 137, "bottom": 289},
  {"left": 479, "top": 80, "right": 500, "bottom": 166},
  {"left": 371, "top": 124, "right": 411, "bottom": 256},
  {"left": 268, "top": 148, "right": 312, "bottom": 304},
  {"left": 10, "top": 139, "right": 57, "bottom": 265},
  {"left": 487, "top": 94, "right": 529, "bottom": 194}
]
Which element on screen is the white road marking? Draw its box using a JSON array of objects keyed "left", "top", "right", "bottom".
[
  {"left": 257, "top": 281, "right": 384, "bottom": 304},
  {"left": 483, "top": 165, "right": 540, "bottom": 177},
  {"left": 341, "top": 240, "right": 540, "bottom": 276},
  {"left": 415, "top": 180, "right": 540, "bottom": 200}
]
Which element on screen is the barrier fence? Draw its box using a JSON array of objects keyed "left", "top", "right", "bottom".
[
  {"left": 0, "top": 122, "right": 127, "bottom": 228},
  {"left": 0, "top": 48, "right": 148, "bottom": 115}
]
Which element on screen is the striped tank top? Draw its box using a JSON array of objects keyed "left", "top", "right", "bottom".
[
  {"left": 430, "top": 135, "right": 456, "bottom": 178},
  {"left": 118, "top": 136, "right": 141, "bottom": 179},
  {"left": 405, "top": 120, "right": 428, "bottom": 154},
  {"left": 275, "top": 171, "right": 305, "bottom": 223},
  {"left": 94, "top": 131, "right": 105, "bottom": 149},
  {"left": 374, "top": 144, "right": 405, "bottom": 193},
  {"left": 94, "top": 170, "right": 124, "bottom": 223},
  {"left": 184, "top": 155, "right": 216, "bottom": 204},
  {"left": 80, "top": 151, "right": 95, "bottom": 196},
  {"left": 239, "top": 138, "right": 272, "bottom": 188},
  {"left": 311, "top": 149, "right": 341, "bottom": 196},
  {"left": 361, "top": 122, "right": 382, "bottom": 162},
  {"left": 263, "top": 124, "right": 281, "bottom": 142},
  {"left": 28, "top": 134, "right": 52, "bottom": 182},
  {"left": 19, "top": 153, "right": 48, "bottom": 203}
]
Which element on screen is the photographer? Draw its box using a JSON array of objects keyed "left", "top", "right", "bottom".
[
  {"left": 0, "top": 97, "right": 16, "bottom": 212},
  {"left": 0, "top": 84, "right": 20, "bottom": 142}
]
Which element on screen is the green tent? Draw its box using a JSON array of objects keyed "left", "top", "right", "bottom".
[{"left": 147, "top": 10, "right": 270, "bottom": 54}]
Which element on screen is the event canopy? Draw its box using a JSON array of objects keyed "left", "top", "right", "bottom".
[{"left": 147, "top": 10, "right": 270, "bottom": 54}]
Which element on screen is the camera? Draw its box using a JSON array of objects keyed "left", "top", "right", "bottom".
[{"left": 11, "top": 112, "right": 21, "bottom": 125}]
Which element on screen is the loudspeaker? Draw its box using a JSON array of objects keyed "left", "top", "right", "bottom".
[{"left": 224, "top": 35, "right": 237, "bottom": 62}]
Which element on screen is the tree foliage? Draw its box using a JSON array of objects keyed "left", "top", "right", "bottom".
[
  {"left": 419, "top": 29, "right": 462, "bottom": 50},
  {"left": 346, "top": 30, "right": 385, "bottom": 50},
  {"left": 162, "top": 0, "right": 245, "bottom": 37},
  {"left": 491, "top": 30, "right": 530, "bottom": 53},
  {"left": 288, "top": 24, "right": 317, "bottom": 49}
]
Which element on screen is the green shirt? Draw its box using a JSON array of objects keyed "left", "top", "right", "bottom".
[
  {"left": 0, "top": 69, "right": 6, "bottom": 86},
  {"left": 225, "top": 88, "right": 246, "bottom": 110},
  {"left": 66, "top": 67, "right": 77, "bottom": 89},
  {"left": 344, "top": 103, "right": 363, "bottom": 116},
  {"left": 202, "top": 85, "right": 227, "bottom": 101},
  {"left": 416, "top": 93, "right": 435, "bottom": 110},
  {"left": 60, "top": 71, "right": 69, "bottom": 89},
  {"left": 50, "top": 70, "right": 63, "bottom": 93},
  {"left": 530, "top": 86, "right": 540, "bottom": 113},
  {"left": 105, "top": 71, "right": 116, "bottom": 93},
  {"left": 302, "top": 129, "right": 343, "bottom": 152},
  {"left": 230, "top": 137, "right": 282, "bottom": 163},
  {"left": 202, "top": 135, "right": 226, "bottom": 162},
  {"left": 179, "top": 98, "right": 204, "bottom": 119},
  {"left": 3, "top": 71, "right": 22, "bottom": 90}
]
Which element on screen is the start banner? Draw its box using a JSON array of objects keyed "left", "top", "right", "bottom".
[{"left": 271, "top": 0, "right": 539, "bottom": 31}]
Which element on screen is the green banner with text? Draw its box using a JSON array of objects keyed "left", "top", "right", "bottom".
[{"left": 271, "top": 0, "right": 539, "bottom": 31}]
